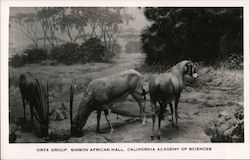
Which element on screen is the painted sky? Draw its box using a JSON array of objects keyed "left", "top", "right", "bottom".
[{"left": 9, "top": 7, "right": 149, "bottom": 53}]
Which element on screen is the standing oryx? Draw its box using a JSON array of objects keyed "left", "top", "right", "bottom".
[
  {"left": 149, "top": 60, "right": 198, "bottom": 140},
  {"left": 70, "top": 69, "right": 146, "bottom": 137},
  {"left": 19, "top": 72, "right": 49, "bottom": 137}
]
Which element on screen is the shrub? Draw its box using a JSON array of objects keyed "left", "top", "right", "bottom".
[
  {"left": 50, "top": 43, "right": 82, "bottom": 65},
  {"left": 9, "top": 48, "right": 48, "bottom": 67},
  {"left": 9, "top": 54, "right": 25, "bottom": 67},
  {"left": 216, "top": 54, "right": 243, "bottom": 70},
  {"left": 10, "top": 38, "right": 106, "bottom": 66},
  {"left": 50, "top": 38, "right": 105, "bottom": 64},
  {"left": 80, "top": 38, "right": 105, "bottom": 62},
  {"left": 23, "top": 48, "right": 48, "bottom": 64}
]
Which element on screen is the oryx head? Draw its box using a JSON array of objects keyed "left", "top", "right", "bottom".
[{"left": 184, "top": 61, "right": 199, "bottom": 78}]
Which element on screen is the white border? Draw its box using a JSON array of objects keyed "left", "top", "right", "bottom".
[{"left": 1, "top": 0, "right": 250, "bottom": 159}]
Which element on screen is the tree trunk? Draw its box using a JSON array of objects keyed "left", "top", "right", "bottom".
[{"left": 66, "top": 25, "right": 74, "bottom": 43}]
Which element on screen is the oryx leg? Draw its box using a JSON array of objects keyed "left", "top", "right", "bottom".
[
  {"left": 21, "top": 95, "right": 26, "bottom": 122},
  {"left": 104, "top": 109, "right": 113, "bottom": 134},
  {"left": 96, "top": 110, "right": 102, "bottom": 133},
  {"left": 130, "top": 92, "right": 146, "bottom": 125},
  {"left": 30, "top": 104, "right": 34, "bottom": 122},
  {"left": 156, "top": 102, "right": 165, "bottom": 140},
  {"left": 157, "top": 110, "right": 162, "bottom": 140},
  {"left": 169, "top": 102, "right": 174, "bottom": 127},
  {"left": 151, "top": 102, "right": 156, "bottom": 140},
  {"left": 175, "top": 96, "right": 180, "bottom": 129}
]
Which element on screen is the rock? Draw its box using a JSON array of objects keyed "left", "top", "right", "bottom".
[
  {"left": 217, "top": 123, "right": 230, "bottom": 136},
  {"left": 48, "top": 129, "right": 70, "bottom": 142},
  {"left": 234, "top": 106, "right": 243, "bottom": 120},
  {"left": 9, "top": 124, "right": 22, "bottom": 143},
  {"left": 204, "top": 107, "right": 244, "bottom": 142},
  {"left": 200, "top": 67, "right": 210, "bottom": 74},
  {"left": 193, "top": 111, "right": 199, "bottom": 116},
  {"left": 218, "top": 111, "right": 229, "bottom": 117},
  {"left": 224, "top": 127, "right": 235, "bottom": 137},
  {"left": 9, "top": 132, "right": 17, "bottom": 143},
  {"left": 50, "top": 108, "right": 67, "bottom": 121},
  {"left": 204, "top": 121, "right": 216, "bottom": 137}
]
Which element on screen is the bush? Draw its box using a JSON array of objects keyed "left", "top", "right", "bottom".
[
  {"left": 80, "top": 38, "right": 105, "bottom": 62},
  {"left": 216, "top": 54, "right": 243, "bottom": 70},
  {"left": 204, "top": 107, "right": 244, "bottom": 142},
  {"left": 50, "top": 38, "right": 105, "bottom": 64},
  {"left": 50, "top": 43, "right": 82, "bottom": 65},
  {"left": 10, "top": 38, "right": 106, "bottom": 66},
  {"left": 9, "top": 48, "right": 48, "bottom": 67},
  {"left": 23, "top": 48, "right": 48, "bottom": 64},
  {"left": 9, "top": 54, "right": 25, "bottom": 67}
]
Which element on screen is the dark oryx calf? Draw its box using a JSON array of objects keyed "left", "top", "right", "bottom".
[{"left": 19, "top": 72, "right": 49, "bottom": 137}]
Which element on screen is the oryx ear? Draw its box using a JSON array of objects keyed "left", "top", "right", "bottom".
[{"left": 184, "top": 60, "right": 190, "bottom": 70}]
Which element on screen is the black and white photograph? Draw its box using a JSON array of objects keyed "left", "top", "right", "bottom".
[{"left": 1, "top": 0, "right": 250, "bottom": 159}]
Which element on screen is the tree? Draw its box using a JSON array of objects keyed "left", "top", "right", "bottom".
[
  {"left": 141, "top": 8, "right": 243, "bottom": 65},
  {"left": 10, "top": 7, "right": 134, "bottom": 58},
  {"left": 98, "top": 8, "right": 134, "bottom": 56},
  {"left": 57, "top": 8, "right": 76, "bottom": 43},
  {"left": 70, "top": 7, "right": 89, "bottom": 41},
  {"left": 10, "top": 12, "right": 39, "bottom": 47},
  {"left": 36, "top": 7, "right": 64, "bottom": 49}
]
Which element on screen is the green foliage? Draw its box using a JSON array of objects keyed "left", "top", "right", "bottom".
[
  {"left": 125, "top": 41, "right": 141, "bottom": 53},
  {"left": 141, "top": 8, "right": 243, "bottom": 66}
]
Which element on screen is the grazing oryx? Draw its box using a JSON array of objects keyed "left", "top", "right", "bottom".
[
  {"left": 70, "top": 69, "right": 146, "bottom": 137},
  {"left": 149, "top": 60, "right": 198, "bottom": 140},
  {"left": 19, "top": 72, "right": 49, "bottom": 137}
]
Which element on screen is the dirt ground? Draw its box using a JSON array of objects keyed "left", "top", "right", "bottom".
[{"left": 9, "top": 53, "right": 243, "bottom": 143}]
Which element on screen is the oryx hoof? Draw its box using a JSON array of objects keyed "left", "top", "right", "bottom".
[
  {"left": 109, "top": 129, "right": 114, "bottom": 135},
  {"left": 151, "top": 135, "right": 154, "bottom": 140},
  {"left": 71, "top": 127, "right": 83, "bottom": 137},
  {"left": 71, "top": 131, "right": 83, "bottom": 137},
  {"left": 156, "top": 135, "right": 161, "bottom": 140}
]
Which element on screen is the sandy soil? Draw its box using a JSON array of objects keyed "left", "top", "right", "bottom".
[{"left": 9, "top": 53, "right": 243, "bottom": 143}]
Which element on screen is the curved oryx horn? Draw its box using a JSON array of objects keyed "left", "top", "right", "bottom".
[{"left": 70, "top": 82, "right": 75, "bottom": 129}]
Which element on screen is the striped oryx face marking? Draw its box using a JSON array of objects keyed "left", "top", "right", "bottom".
[{"left": 187, "top": 63, "right": 198, "bottom": 78}]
